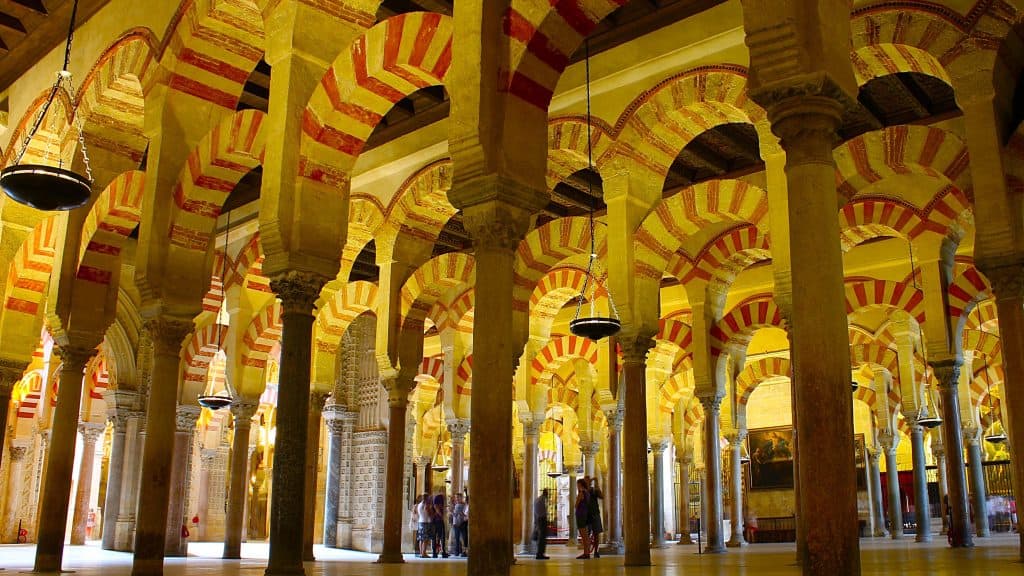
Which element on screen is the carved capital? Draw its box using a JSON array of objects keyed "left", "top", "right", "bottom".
[
  {"left": 107, "top": 411, "right": 131, "bottom": 432},
  {"left": 982, "top": 264, "right": 1024, "bottom": 302},
  {"left": 727, "top": 430, "right": 748, "bottom": 447},
  {"left": 962, "top": 426, "right": 982, "bottom": 446},
  {"left": 8, "top": 443, "right": 29, "bottom": 462},
  {"left": 57, "top": 345, "right": 99, "bottom": 373},
  {"left": 231, "top": 401, "right": 259, "bottom": 425},
  {"left": 522, "top": 419, "right": 542, "bottom": 439},
  {"left": 648, "top": 438, "right": 670, "bottom": 454},
  {"left": 698, "top": 394, "right": 723, "bottom": 415},
  {"left": 0, "top": 358, "right": 27, "bottom": 392},
  {"left": 413, "top": 455, "right": 432, "bottom": 468},
  {"left": 877, "top": 430, "right": 898, "bottom": 453},
  {"left": 79, "top": 422, "right": 105, "bottom": 443},
  {"left": 176, "top": 404, "right": 202, "bottom": 432},
  {"left": 143, "top": 317, "right": 194, "bottom": 357},
  {"left": 603, "top": 408, "right": 624, "bottom": 431},
  {"left": 580, "top": 441, "right": 601, "bottom": 457},
  {"left": 270, "top": 271, "right": 327, "bottom": 316},
  {"left": 618, "top": 332, "right": 656, "bottom": 365},
  {"left": 930, "top": 359, "right": 962, "bottom": 391},
  {"left": 461, "top": 200, "right": 534, "bottom": 253},
  {"left": 447, "top": 419, "right": 471, "bottom": 443},
  {"left": 309, "top": 390, "right": 330, "bottom": 414}
]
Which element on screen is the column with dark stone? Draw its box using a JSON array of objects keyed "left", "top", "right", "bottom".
[
  {"left": 322, "top": 404, "right": 346, "bottom": 548},
  {"left": 698, "top": 394, "right": 725, "bottom": 552},
  {"left": 265, "top": 272, "right": 325, "bottom": 576},
  {"left": 965, "top": 432, "right": 989, "bottom": 537},
  {"left": 649, "top": 438, "right": 669, "bottom": 548},
  {"left": 726, "top": 432, "right": 747, "bottom": 547},
  {"left": 932, "top": 443, "right": 949, "bottom": 535},
  {"left": 303, "top": 390, "right": 329, "bottom": 560},
  {"left": 867, "top": 448, "right": 888, "bottom": 537},
  {"left": 71, "top": 422, "right": 106, "bottom": 544},
  {"left": 909, "top": 423, "right": 932, "bottom": 541},
  {"left": 119, "top": 336, "right": 151, "bottom": 552},
  {"left": 677, "top": 453, "right": 693, "bottom": 544},
  {"left": 34, "top": 344, "right": 97, "bottom": 573},
  {"left": 378, "top": 382, "right": 411, "bottom": 563},
  {"left": 448, "top": 419, "right": 470, "bottom": 497},
  {"left": 224, "top": 401, "right": 258, "bottom": 558},
  {"left": 602, "top": 408, "right": 624, "bottom": 553},
  {"left": 165, "top": 405, "right": 201, "bottom": 556},
  {"left": 619, "top": 338, "right": 653, "bottom": 564},
  {"left": 518, "top": 419, "right": 540, "bottom": 556},
  {"left": 879, "top": 431, "right": 903, "bottom": 539},
  {"left": 933, "top": 360, "right": 974, "bottom": 547}
]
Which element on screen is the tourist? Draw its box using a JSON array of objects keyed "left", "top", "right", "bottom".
[
  {"left": 416, "top": 493, "right": 432, "bottom": 558},
  {"left": 575, "top": 478, "right": 591, "bottom": 559},
  {"left": 452, "top": 493, "right": 468, "bottom": 557},
  {"left": 587, "top": 476, "right": 604, "bottom": 557},
  {"left": 534, "top": 488, "right": 550, "bottom": 559},
  {"left": 431, "top": 492, "right": 449, "bottom": 558}
]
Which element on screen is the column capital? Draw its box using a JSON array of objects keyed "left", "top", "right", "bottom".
[
  {"left": 0, "top": 358, "right": 28, "bottom": 392},
  {"left": 57, "top": 344, "right": 99, "bottom": 370},
  {"left": 603, "top": 408, "right": 624, "bottom": 431},
  {"left": 930, "top": 359, "right": 962, "bottom": 391},
  {"left": 522, "top": 419, "right": 542, "bottom": 439},
  {"left": 230, "top": 400, "right": 260, "bottom": 423},
  {"left": 976, "top": 259, "right": 1024, "bottom": 301},
  {"left": 309, "top": 389, "right": 331, "bottom": 413},
  {"left": 931, "top": 445, "right": 946, "bottom": 460},
  {"left": 270, "top": 270, "right": 327, "bottom": 316},
  {"left": 580, "top": 441, "right": 601, "bottom": 457},
  {"left": 697, "top": 393, "right": 724, "bottom": 414},
  {"left": 107, "top": 411, "right": 131, "bottom": 433},
  {"left": 143, "top": 316, "right": 194, "bottom": 357},
  {"left": 726, "top": 430, "right": 748, "bottom": 446},
  {"left": 8, "top": 442, "right": 29, "bottom": 462},
  {"left": 322, "top": 404, "right": 355, "bottom": 432},
  {"left": 413, "top": 455, "right": 432, "bottom": 468},
  {"left": 962, "top": 426, "right": 982, "bottom": 446},
  {"left": 176, "top": 404, "right": 202, "bottom": 432},
  {"left": 78, "top": 421, "right": 105, "bottom": 443},
  {"left": 877, "top": 430, "right": 899, "bottom": 453},
  {"left": 447, "top": 419, "right": 471, "bottom": 443},
  {"left": 618, "top": 332, "right": 656, "bottom": 365},
  {"left": 648, "top": 437, "right": 670, "bottom": 454}
]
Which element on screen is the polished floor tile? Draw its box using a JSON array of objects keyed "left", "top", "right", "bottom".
[{"left": 0, "top": 534, "right": 1020, "bottom": 575}]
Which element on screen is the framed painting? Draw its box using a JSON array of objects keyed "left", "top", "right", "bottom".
[{"left": 748, "top": 426, "right": 795, "bottom": 490}]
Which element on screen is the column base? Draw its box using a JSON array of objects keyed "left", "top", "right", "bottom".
[
  {"left": 703, "top": 544, "right": 727, "bottom": 554},
  {"left": 677, "top": 535, "right": 694, "bottom": 545},
  {"left": 915, "top": 532, "right": 933, "bottom": 543},
  {"left": 264, "top": 568, "right": 307, "bottom": 576},
  {"left": 650, "top": 540, "right": 669, "bottom": 549},
  {"left": 872, "top": 529, "right": 889, "bottom": 538},
  {"left": 517, "top": 543, "right": 537, "bottom": 556},
  {"left": 600, "top": 540, "right": 624, "bottom": 555},
  {"left": 376, "top": 552, "right": 405, "bottom": 564},
  {"left": 726, "top": 537, "right": 747, "bottom": 548}
]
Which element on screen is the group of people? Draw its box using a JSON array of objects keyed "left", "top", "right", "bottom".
[
  {"left": 532, "top": 476, "right": 604, "bottom": 560},
  {"left": 413, "top": 492, "right": 469, "bottom": 558}
]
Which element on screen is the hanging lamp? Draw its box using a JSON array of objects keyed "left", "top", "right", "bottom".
[
  {"left": 981, "top": 364, "right": 1008, "bottom": 444},
  {"left": 906, "top": 241, "right": 942, "bottom": 428},
  {"left": 431, "top": 438, "right": 450, "bottom": 472},
  {"left": 1, "top": 0, "right": 92, "bottom": 211},
  {"left": 198, "top": 212, "right": 236, "bottom": 411},
  {"left": 569, "top": 39, "right": 621, "bottom": 342}
]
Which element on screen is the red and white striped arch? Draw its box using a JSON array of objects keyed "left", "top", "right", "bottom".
[
  {"left": 76, "top": 171, "right": 145, "bottom": 288},
  {"left": 2, "top": 88, "right": 76, "bottom": 168},
  {"left": 965, "top": 299, "right": 998, "bottom": 333},
  {"left": 964, "top": 328, "right": 1002, "bottom": 366},
  {"left": 15, "top": 371, "right": 43, "bottom": 420},
  {"left": 514, "top": 216, "right": 607, "bottom": 317},
  {"left": 546, "top": 116, "right": 614, "bottom": 191},
  {"left": 400, "top": 252, "right": 475, "bottom": 329},
  {"left": 948, "top": 264, "right": 991, "bottom": 326},
  {"left": 736, "top": 356, "right": 791, "bottom": 408},
  {"left": 3, "top": 217, "right": 58, "bottom": 318},
  {"left": 430, "top": 287, "right": 474, "bottom": 334},
  {"left": 671, "top": 224, "right": 771, "bottom": 287},
  {"left": 709, "top": 294, "right": 785, "bottom": 358},
  {"left": 849, "top": 343, "right": 899, "bottom": 377},
  {"left": 168, "top": 109, "right": 267, "bottom": 251},
  {"left": 160, "top": 0, "right": 264, "bottom": 110},
  {"left": 242, "top": 300, "right": 282, "bottom": 370},
  {"left": 844, "top": 279, "right": 926, "bottom": 325},
  {"left": 341, "top": 195, "right": 385, "bottom": 281},
  {"left": 529, "top": 266, "right": 589, "bottom": 336},
  {"left": 530, "top": 334, "right": 599, "bottom": 386},
  {"left": 634, "top": 180, "right": 769, "bottom": 281},
  {"left": 834, "top": 126, "right": 971, "bottom": 205},
  {"left": 659, "top": 370, "right": 694, "bottom": 413},
  {"left": 548, "top": 383, "right": 579, "bottom": 412},
  {"left": 301, "top": 12, "right": 453, "bottom": 183},
  {"left": 183, "top": 323, "right": 226, "bottom": 386},
  {"left": 383, "top": 159, "right": 455, "bottom": 247},
  {"left": 317, "top": 280, "right": 378, "bottom": 346},
  {"left": 651, "top": 318, "right": 693, "bottom": 375},
  {"left": 839, "top": 198, "right": 928, "bottom": 249}
]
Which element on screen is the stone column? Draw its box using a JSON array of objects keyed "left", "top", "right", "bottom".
[
  {"left": 71, "top": 422, "right": 106, "bottom": 544},
  {"left": 448, "top": 420, "right": 470, "bottom": 497},
  {"left": 303, "top": 390, "right": 329, "bottom": 560},
  {"left": 567, "top": 467, "right": 578, "bottom": 546},
  {"left": 933, "top": 360, "right": 973, "bottom": 547},
  {"left": 197, "top": 449, "right": 217, "bottom": 541},
  {"left": 165, "top": 405, "right": 201, "bottom": 556},
  {"left": 602, "top": 408, "right": 624, "bottom": 554},
  {"left": 867, "top": 449, "right": 888, "bottom": 537},
  {"left": 620, "top": 338, "right": 653, "bottom": 565},
  {"left": 908, "top": 424, "right": 932, "bottom": 542},
  {"left": 321, "top": 405, "right": 346, "bottom": 549},
  {"left": 102, "top": 408, "right": 130, "bottom": 550},
  {"left": 34, "top": 345, "right": 97, "bottom": 573},
  {"left": 698, "top": 394, "right": 725, "bottom": 553},
  {"left": 650, "top": 439, "right": 669, "bottom": 547},
  {"left": 266, "top": 272, "right": 324, "bottom": 576},
  {"left": 132, "top": 317, "right": 192, "bottom": 575},
  {"left": 2, "top": 443, "right": 29, "bottom": 538},
  {"left": 581, "top": 441, "right": 599, "bottom": 480},
  {"left": 879, "top": 433, "right": 903, "bottom": 539},
  {"left": 965, "top": 433, "right": 989, "bottom": 537},
  {"left": 933, "top": 445, "right": 949, "bottom": 535},
  {"left": 379, "top": 386, "right": 411, "bottom": 563},
  {"left": 224, "top": 401, "right": 258, "bottom": 558},
  {"left": 519, "top": 420, "right": 540, "bottom": 556},
  {"left": 677, "top": 455, "right": 693, "bottom": 544},
  {"left": 726, "top": 433, "right": 747, "bottom": 547},
  {"left": 0, "top": 360, "right": 27, "bottom": 469}
]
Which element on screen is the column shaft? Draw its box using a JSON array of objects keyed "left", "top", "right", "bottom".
[
  {"left": 621, "top": 353, "right": 652, "bottom": 565},
  {"left": 519, "top": 427, "right": 538, "bottom": 555},
  {"left": 34, "top": 346, "right": 95, "bottom": 573},
  {"left": 966, "top": 439, "right": 989, "bottom": 537},
  {"left": 303, "top": 393, "right": 327, "bottom": 561},
  {"left": 910, "top": 426, "right": 932, "bottom": 541},
  {"left": 0, "top": 361, "right": 26, "bottom": 473},
  {"left": 867, "top": 452, "right": 887, "bottom": 537},
  {"left": 71, "top": 425, "right": 103, "bottom": 544},
  {"left": 567, "top": 471, "right": 578, "bottom": 546},
  {"left": 884, "top": 448, "right": 904, "bottom": 539},
  {"left": 677, "top": 458, "right": 693, "bottom": 544},
  {"left": 322, "top": 411, "right": 344, "bottom": 548},
  {"left": 116, "top": 415, "right": 144, "bottom": 551},
  {"left": 700, "top": 397, "right": 725, "bottom": 553},
  {"left": 727, "top": 438, "right": 746, "bottom": 547},
  {"left": 102, "top": 417, "right": 128, "bottom": 550},
  {"left": 378, "top": 400, "right": 408, "bottom": 563},
  {"left": 265, "top": 273, "right": 322, "bottom": 576},
  {"left": 224, "top": 404, "right": 256, "bottom": 558},
  {"left": 650, "top": 445, "right": 667, "bottom": 547},
  {"left": 165, "top": 408, "right": 200, "bottom": 556},
  {"left": 935, "top": 362, "right": 974, "bottom": 547},
  {"left": 604, "top": 417, "right": 623, "bottom": 553},
  {"left": 934, "top": 449, "right": 949, "bottom": 535}
]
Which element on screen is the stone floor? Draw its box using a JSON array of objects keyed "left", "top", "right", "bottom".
[{"left": 0, "top": 535, "right": 1021, "bottom": 575}]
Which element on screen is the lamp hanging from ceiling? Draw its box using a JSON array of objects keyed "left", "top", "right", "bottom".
[
  {"left": 569, "top": 39, "right": 621, "bottom": 342},
  {"left": 1, "top": 0, "right": 93, "bottom": 211},
  {"left": 982, "top": 364, "right": 1007, "bottom": 444},
  {"left": 431, "top": 437, "right": 450, "bottom": 473},
  {"left": 907, "top": 241, "right": 942, "bottom": 428},
  {"left": 198, "top": 211, "right": 236, "bottom": 411}
]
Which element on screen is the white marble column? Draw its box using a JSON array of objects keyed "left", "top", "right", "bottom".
[
  {"left": 71, "top": 422, "right": 106, "bottom": 544},
  {"left": 581, "top": 441, "right": 599, "bottom": 480},
  {"left": 932, "top": 444, "right": 949, "bottom": 535},
  {"left": 726, "top": 433, "right": 747, "bottom": 547},
  {"left": 650, "top": 439, "right": 669, "bottom": 547},
  {"left": 698, "top": 395, "right": 725, "bottom": 553},
  {"left": 567, "top": 467, "right": 579, "bottom": 546},
  {"left": 602, "top": 408, "right": 624, "bottom": 554},
  {"left": 115, "top": 411, "right": 145, "bottom": 551},
  {"left": 518, "top": 420, "right": 540, "bottom": 556},
  {"left": 867, "top": 449, "right": 888, "bottom": 537}
]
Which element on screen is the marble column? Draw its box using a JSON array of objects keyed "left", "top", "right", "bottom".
[
  {"left": 965, "top": 433, "right": 990, "bottom": 537},
  {"left": 378, "top": 390, "right": 411, "bottom": 563},
  {"left": 650, "top": 439, "right": 669, "bottom": 547},
  {"left": 933, "top": 360, "right": 973, "bottom": 547},
  {"left": 321, "top": 404, "right": 346, "bottom": 549},
  {"left": 602, "top": 408, "right": 624, "bottom": 554},
  {"left": 620, "top": 338, "right": 653, "bottom": 565},
  {"left": 303, "top": 390, "right": 329, "bottom": 561},
  {"left": 753, "top": 85, "right": 861, "bottom": 572},
  {"left": 197, "top": 449, "right": 217, "bottom": 541},
  {"left": 677, "top": 455, "right": 693, "bottom": 544},
  {"left": 909, "top": 424, "right": 932, "bottom": 541},
  {"left": 879, "top": 434, "right": 903, "bottom": 539},
  {"left": 567, "top": 467, "right": 578, "bottom": 546},
  {"left": 132, "top": 317, "right": 192, "bottom": 576},
  {"left": 726, "top": 433, "right": 747, "bottom": 547},
  {"left": 518, "top": 420, "right": 540, "bottom": 556},
  {"left": 34, "top": 344, "right": 97, "bottom": 573},
  {"left": 0, "top": 360, "right": 27, "bottom": 469},
  {"left": 224, "top": 401, "right": 258, "bottom": 558},
  {"left": 71, "top": 422, "right": 106, "bottom": 544},
  {"left": 868, "top": 449, "right": 888, "bottom": 537},
  {"left": 448, "top": 420, "right": 470, "bottom": 497},
  {"left": 266, "top": 272, "right": 324, "bottom": 576},
  {"left": 165, "top": 404, "right": 201, "bottom": 556},
  {"left": 102, "top": 408, "right": 131, "bottom": 550},
  {"left": 116, "top": 412, "right": 145, "bottom": 551},
  {"left": 581, "top": 441, "right": 599, "bottom": 480},
  {"left": 699, "top": 395, "right": 725, "bottom": 553},
  {"left": 933, "top": 445, "right": 949, "bottom": 535},
  {"left": 2, "top": 443, "right": 29, "bottom": 538}
]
